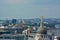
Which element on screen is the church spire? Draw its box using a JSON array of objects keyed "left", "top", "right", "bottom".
[
  {"left": 40, "top": 16, "right": 43, "bottom": 28},
  {"left": 37, "top": 16, "right": 47, "bottom": 34}
]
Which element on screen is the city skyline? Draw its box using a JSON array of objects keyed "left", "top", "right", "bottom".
[{"left": 0, "top": 0, "right": 60, "bottom": 19}]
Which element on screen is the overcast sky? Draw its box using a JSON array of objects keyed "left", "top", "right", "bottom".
[{"left": 0, "top": 0, "right": 60, "bottom": 19}]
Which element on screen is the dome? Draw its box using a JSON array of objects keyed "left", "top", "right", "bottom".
[{"left": 37, "top": 26, "right": 47, "bottom": 34}]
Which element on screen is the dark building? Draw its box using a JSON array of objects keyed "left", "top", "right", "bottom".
[{"left": 12, "top": 19, "right": 17, "bottom": 25}]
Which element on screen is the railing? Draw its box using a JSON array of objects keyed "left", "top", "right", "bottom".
[
  {"left": 33, "top": 34, "right": 53, "bottom": 40},
  {"left": 0, "top": 34, "right": 27, "bottom": 40},
  {"left": 0, "top": 33, "right": 53, "bottom": 40}
]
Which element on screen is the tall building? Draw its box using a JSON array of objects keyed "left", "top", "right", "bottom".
[{"left": 12, "top": 19, "right": 17, "bottom": 25}]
